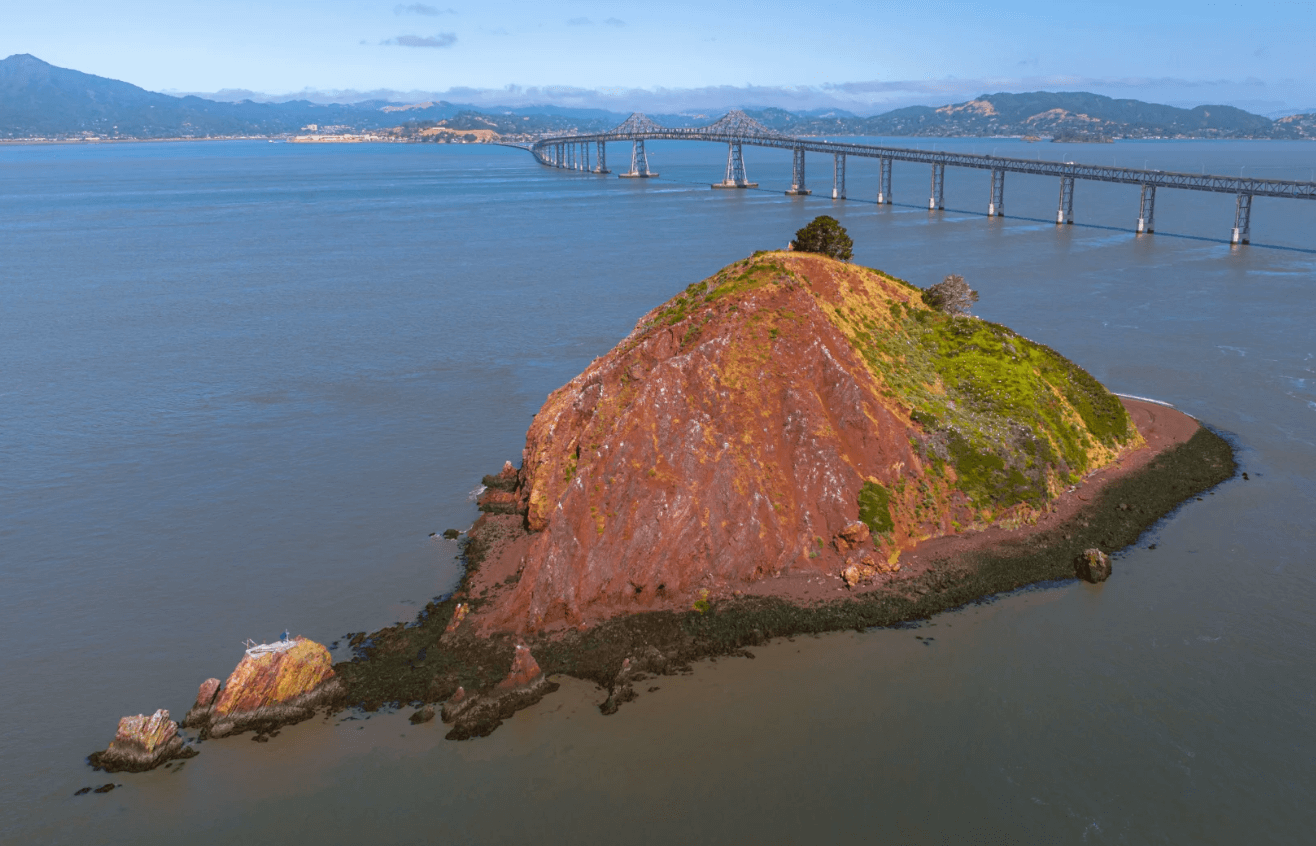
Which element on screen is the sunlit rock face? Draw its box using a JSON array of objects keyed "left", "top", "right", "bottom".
[{"left": 475, "top": 252, "right": 1138, "bottom": 633}]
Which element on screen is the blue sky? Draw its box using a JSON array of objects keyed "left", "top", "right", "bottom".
[{"left": 6, "top": 1, "right": 1316, "bottom": 113}]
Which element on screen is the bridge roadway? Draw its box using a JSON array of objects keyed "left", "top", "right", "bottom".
[{"left": 514, "top": 110, "right": 1316, "bottom": 245}]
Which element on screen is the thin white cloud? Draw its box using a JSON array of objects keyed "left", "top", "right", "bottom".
[
  {"left": 382, "top": 33, "right": 458, "bottom": 47},
  {"left": 604, "top": 17, "right": 625, "bottom": 27},
  {"left": 394, "top": 4, "right": 455, "bottom": 15},
  {"left": 566, "top": 17, "right": 592, "bottom": 25}
]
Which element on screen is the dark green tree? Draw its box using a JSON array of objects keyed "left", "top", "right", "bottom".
[
  {"left": 922, "top": 274, "right": 980, "bottom": 316},
  {"left": 790, "top": 215, "right": 853, "bottom": 261}
]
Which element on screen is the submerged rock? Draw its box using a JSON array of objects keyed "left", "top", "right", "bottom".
[
  {"left": 88, "top": 709, "right": 197, "bottom": 773},
  {"left": 184, "top": 637, "right": 342, "bottom": 738},
  {"left": 1075, "top": 548, "right": 1112, "bottom": 583}
]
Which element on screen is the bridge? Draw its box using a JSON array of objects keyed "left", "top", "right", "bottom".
[{"left": 515, "top": 110, "right": 1316, "bottom": 245}]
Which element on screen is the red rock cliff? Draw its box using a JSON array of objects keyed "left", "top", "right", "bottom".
[{"left": 474, "top": 252, "right": 1138, "bottom": 632}]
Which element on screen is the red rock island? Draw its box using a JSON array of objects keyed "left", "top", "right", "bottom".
[{"left": 463, "top": 251, "right": 1152, "bottom": 634}]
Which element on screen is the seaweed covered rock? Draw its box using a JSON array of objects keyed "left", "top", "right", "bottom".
[
  {"left": 88, "top": 709, "right": 197, "bottom": 773},
  {"left": 1075, "top": 548, "right": 1112, "bottom": 583},
  {"left": 471, "top": 252, "right": 1142, "bottom": 633},
  {"left": 440, "top": 645, "right": 558, "bottom": 740},
  {"left": 185, "top": 637, "right": 342, "bottom": 738}
]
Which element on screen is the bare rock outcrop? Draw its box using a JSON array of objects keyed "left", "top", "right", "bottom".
[
  {"left": 88, "top": 709, "right": 197, "bottom": 773},
  {"left": 465, "top": 253, "right": 1141, "bottom": 633},
  {"left": 184, "top": 637, "right": 342, "bottom": 738}
]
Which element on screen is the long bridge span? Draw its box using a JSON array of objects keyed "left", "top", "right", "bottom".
[{"left": 512, "top": 110, "right": 1316, "bottom": 246}]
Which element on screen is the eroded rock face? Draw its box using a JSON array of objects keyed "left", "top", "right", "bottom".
[
  {"left": 471, "top": 252, "right": 1139, "bottom": 633},
  {"left": 185, "top": 637, "right": 342, "bottom": 738},
  {"left": 88, "top": 709, "right": 197, "bottom": 773}
]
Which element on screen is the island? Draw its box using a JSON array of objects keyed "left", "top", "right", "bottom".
[{"left": 88, "top": 241, "right": 1236, "bottom": 768}]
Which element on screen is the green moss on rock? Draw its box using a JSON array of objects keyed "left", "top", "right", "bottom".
[{"left": 858, "top": 481, "right": 895, "bottom": 534}]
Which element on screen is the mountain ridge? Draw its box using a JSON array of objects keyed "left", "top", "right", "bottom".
[{"left": 3, "top": 54, "right": 1313, "bottom": 141}]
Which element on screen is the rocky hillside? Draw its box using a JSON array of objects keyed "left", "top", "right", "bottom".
[{"left": 476, "top": 252, "right": 1142, "bottom": 632}]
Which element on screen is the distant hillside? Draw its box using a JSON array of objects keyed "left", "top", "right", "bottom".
[
  {"left": 0, "top": 54, "right": 384, "bottom": 139},
  {"left": 1, "top": 55, "right": 1313, "bottom": 142},
  {"left": 848, "top": 92, "right": 1287, "bottom": 139}
]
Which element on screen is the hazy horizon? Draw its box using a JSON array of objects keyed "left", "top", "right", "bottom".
[{"left": 4, "top": 0, "right": 1315, "bottom": 116}]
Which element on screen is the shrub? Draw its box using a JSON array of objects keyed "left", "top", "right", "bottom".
[
  {"left": 922, "top": 274, "right": 979, "bottom": 316},
  {"left": 791, "top": 215, "right": 853, "bottom": 261}
]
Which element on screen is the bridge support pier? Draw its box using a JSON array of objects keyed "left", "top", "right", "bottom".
[
  {"left": 877, "top": 157, "right": 892, "bottom": 204},
  {"left": 832, "top": 153, "right": 846, "bottom": 199},
  {"left": 1057, "top": 176, "right": 1075, "bottom": 224},
  {"left": 786, "top": 147, "right": 811, "bottom": 195},
  {"left": 929, "top": 163, "right": 945, "bottom": 210},
  {"left": 1231, "top": 193, "right": 1252, "bottom": 244},
  {"left": 1137, "top": 184, "right": 1155, "bottom": 233},
  {"left": 619, "top": 140, "right": 657, "bottom": 178},
  {"left": 594, "top": 141, "right": 609, "bottom": 173},
  {"left": 713, "top": 142, "right": 757, "bottom": 188},
  {"left": 988, "top": 168, "right": 1005, "bottom": 216}
]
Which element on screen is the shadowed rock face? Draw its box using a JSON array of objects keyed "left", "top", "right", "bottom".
[{"left": 475, "top": 252, "right": 1139, "bottom": 633}]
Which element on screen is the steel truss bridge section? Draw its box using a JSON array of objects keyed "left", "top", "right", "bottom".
[{"left": 518, "top": 110, "right": 1316, "bottom": 245}]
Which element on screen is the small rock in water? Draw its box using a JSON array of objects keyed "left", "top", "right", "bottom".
[
  {"left": 1242, "top": 472, "right": 1249, "bottom": 480},
  {"left": 1075, "top": 548, "right": 1112, "bottom": 583},
  {"left": 442, "top": 529, "right": 460, "bottom": 540},
  {"left": 87, "top": 709, "right": 195, "bottom": 773},
  {"left": 74, "top": 787, "right": 91, "bottom": 796},
  {"left": 93, "top": 784, "right": 116, "bottom": 794},
  {"left": 409, "top": 705, "right": 436, "bottom": 725}
]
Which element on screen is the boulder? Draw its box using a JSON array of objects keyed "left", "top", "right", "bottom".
[
  {"left": 88, "top": 709, "right": 197, "bottom": 773},
  {"left": 443, "top": 602, "right": 470, "bottom": 636},
  {"left": 1075, "top": 548, "right": 1112, "bottom": 583},
  {"left": 477, "top": 489, "right": 519, "bottom": 514},
  {"left": 496, "top": 644, "right": 543, "bottom": 689},
  {"left": 187, "top": 637, "right": 342, "bottom": 738},
  {"left": 182, "top": 678, "right": 221, "bottom": 727},
  {"left": 834, "top": 521, "right": 872, "bottom": 552}
]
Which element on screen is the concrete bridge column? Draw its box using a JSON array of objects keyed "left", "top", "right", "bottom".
[
  {"left": 929, "top": 163, "right": 945, "bottom": 210},
  {"left": 594, "top": 141, "right": 609, "bottom": 174},
  {"left": 877, "top": 157, "right": 892, "bottom": 204},
  {"left": 1057, "top": 176, "right": 1075, "bottom": 224},
  {"left": 1231, "top": 193, "right": 1252, "bottom": 244},
  {"left": 1137, "top": 184, "right": 1156, "bottom": 234},
  {"left": 832, "top": 153, "right": 846, "bottom": 199},
  {"left": 786, "top": 147, "right": 811, "bottom": 195},
  {"left": 988, "top": 169, "right": 1005, "bottom": 216}
]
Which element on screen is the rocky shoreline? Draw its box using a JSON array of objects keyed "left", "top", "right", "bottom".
[{"left": 330, "top": 411, "right": 1234, "bottom": 739}]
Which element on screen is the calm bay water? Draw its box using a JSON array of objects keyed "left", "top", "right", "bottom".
[{"left": 2, "top": 137, "right": 1314, "bottom": 844}]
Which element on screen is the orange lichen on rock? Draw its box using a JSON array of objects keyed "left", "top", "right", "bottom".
[{"left": 213, "top": 638, "right": 334, "bottom": 716}]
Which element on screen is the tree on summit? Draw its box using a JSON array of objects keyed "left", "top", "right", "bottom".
[
  {"left": 922, "top": 274, "right": 980, "bottom": 316},
  {"left": 790, "top": 215, "right": 853, "bottom": 261}
]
